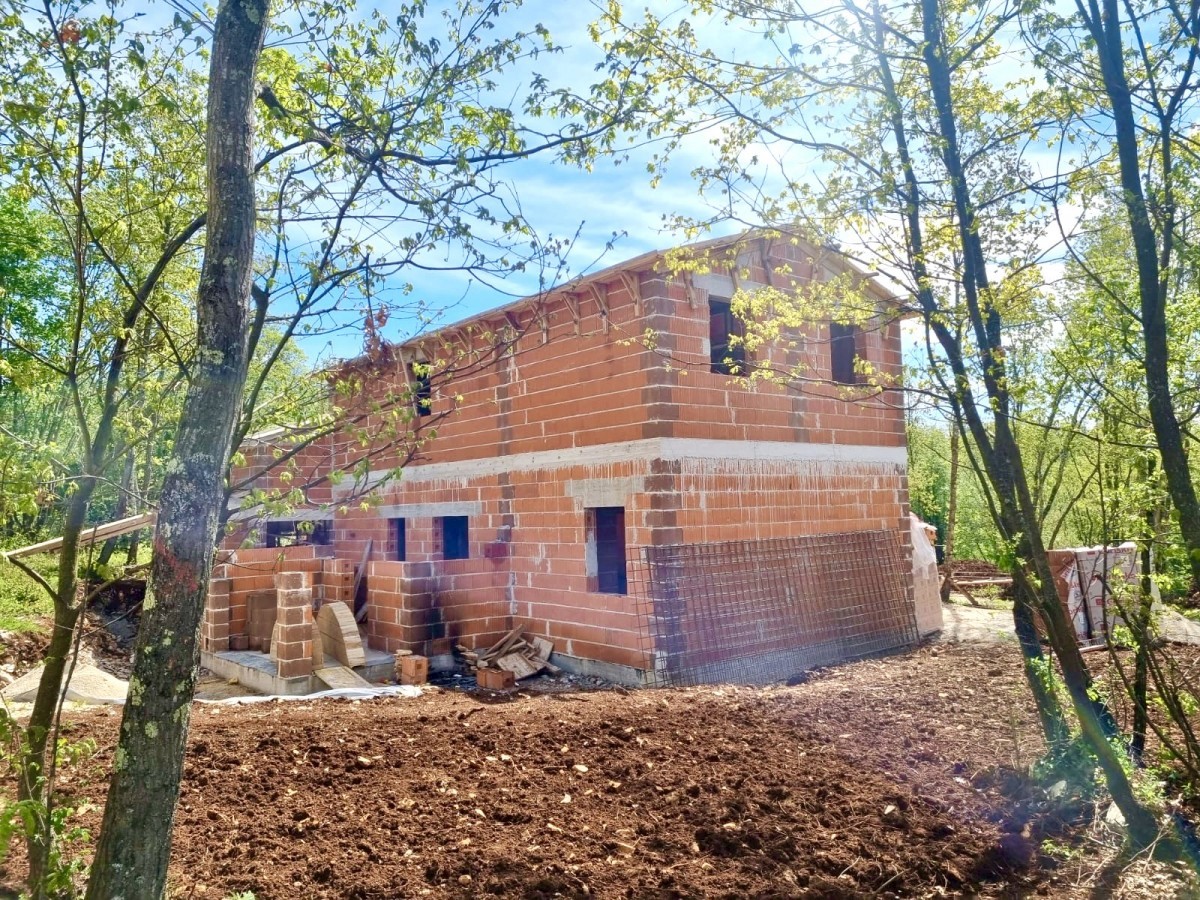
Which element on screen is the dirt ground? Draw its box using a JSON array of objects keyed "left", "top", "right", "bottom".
[{"left": 2, "top": 642, "right": 1198, "bottom": 899}]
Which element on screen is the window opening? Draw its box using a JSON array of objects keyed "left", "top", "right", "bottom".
[
  {"left": 440, "top": 515, "right": 469, "bottom": 560},
  {"left": 830, "top": 322, "right": 859, "bottom": 385},
  {"left": 411, "top": 362, "right": 432, "bottom": 416},
  {"left": 588, "top": 506, "right": 627, "bottom": 594},
  {"left": 709, "top": 297, "right": 747, "bottom": 375},
  {"left": 264, "top": 519, "right": 332, "bottom": 548},
  {"left": 390, "top": 517, "right": 406, "bottom": 561}
]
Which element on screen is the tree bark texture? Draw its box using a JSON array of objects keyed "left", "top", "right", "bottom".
[{"left": 85, "top": 2, "right": 269, "bottom": 897}]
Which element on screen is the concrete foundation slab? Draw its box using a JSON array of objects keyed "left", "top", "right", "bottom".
[
  {"left": 202, "top": 646, "right": 395, "bottom": 696},
  {"left": 550, "top": 652, "right": 648, "bottom": 688}
]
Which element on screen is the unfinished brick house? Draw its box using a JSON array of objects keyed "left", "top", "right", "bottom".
[{"left": 202, "top": 232, "right": 919, "bottom": 689}]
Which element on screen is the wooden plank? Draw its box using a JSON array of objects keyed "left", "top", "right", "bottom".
[
  {"left": 483, "top": 626, "right": 524, "bottom": 661},
  {"left": 530, "top": 636, "right": 554, "bottom": 661},
  {"left": 495, "top": 651, "right": 541, "bottom": 680},
  {"left": 314, "top": 665, "right": 372, "bottom": 690},
  {"left": 4, "top": 511, "right": 157, "bottom": 559},
  {"left": 353, "top": 538, "right": 373, "bottom": 623}
]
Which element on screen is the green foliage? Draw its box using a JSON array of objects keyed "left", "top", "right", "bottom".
[
  {"left": 0, "top": 555, "right": 56, "bottom": 632},
  {"left": 0, "top": 708, "right": 97, "bottom": 897}
]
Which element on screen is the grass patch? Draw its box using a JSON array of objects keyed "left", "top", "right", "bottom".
[{"left": 0, "top": 554, "right": 57, "bottom": 632}]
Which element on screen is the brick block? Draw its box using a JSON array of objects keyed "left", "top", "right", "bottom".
[
  {"left": 279, "top": 604, "right": 312, "bottom": 627},
  {"left": 276, "top": 588, "right": 311, "bottom": 608},
  {"left": 275, "top": 571, "right": 310, "bottom": 591},
  {"left": 279, "top": 622, "right": 311, "bottom": 645},
  {"left": 312, "top": 623, "right": 326, "bottom": 666},
  {"left": 477, "top": 667, "right": 515, "bottom": 691},
  {"left": 317, "top": 601, "right": 367, "bottom": 667},
  {"left": 277, "top": 657, "right": 313, "bottom": 679},
  {"left": 229, "top": 634, "right": 249, "bottom": 651},
  {"left": 426, "top": 637, "right": 453, "bottom": 657},
  {"left": 398, "top": 654, "right": 428, "bottom": 685}
]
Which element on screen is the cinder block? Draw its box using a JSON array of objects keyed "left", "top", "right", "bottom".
[
  {"left": 399, "top": 654, "right": 428, "bottom": 685},
  {"left": 477, "top": 667, "right": 515, "bottom": 691}
]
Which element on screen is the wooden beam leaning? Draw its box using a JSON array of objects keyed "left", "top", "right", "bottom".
[{"left": 4, "top": 511, "right": 158, "bottom": 559}]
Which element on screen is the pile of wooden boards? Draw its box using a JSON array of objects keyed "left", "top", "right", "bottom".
[{"left": 458, "top": 627, "right": 559, "bottom": 681}]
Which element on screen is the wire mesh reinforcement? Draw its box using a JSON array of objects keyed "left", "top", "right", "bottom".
[{"left": 631, "top": 530, "right": 919, "bottom": 687}]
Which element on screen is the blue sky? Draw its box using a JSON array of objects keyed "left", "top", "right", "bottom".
[{"left": 257, "top": 1, "right": 742, "bottom": 364}]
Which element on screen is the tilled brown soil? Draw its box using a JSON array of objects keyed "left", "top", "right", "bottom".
[{"left": 4, "top": 643, "right": 1197, "bottom": 898}]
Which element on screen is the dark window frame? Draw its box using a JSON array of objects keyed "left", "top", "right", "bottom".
[
  {"left": 830, "top": 322, "right": 860, "bottom": 385},
  {"left": 390, "top": 517, "right": 407, "bottom": 562},
  {"left": 708, "top": 297, "right": 748, "bottom": 376},
  {"left": 440, "top": 515, "right": 469, "bottom": 560},
  {"left": 587, "top": 506, "right": 628, "bottom": 595}
]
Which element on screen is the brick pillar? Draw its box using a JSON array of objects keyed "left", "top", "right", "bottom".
[
  {"left": 321, "top": 557, "right": 354, "bottom": 606},
  {"left": 202, "top": 578, "right": 231, "bottom": 652},
  {"left": 398, "top": 562, "right": 435, "bottom": 653},
  {"left": 273, "top": 571, "right": 314, "bottom": 679}
]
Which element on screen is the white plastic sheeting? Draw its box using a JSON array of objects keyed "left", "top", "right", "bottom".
[
  {"left": 910, "top": 514, "right": 943, "bottom": 636},
  {"left": 195, "top": 684, "right": 423, "bottom": 705}
]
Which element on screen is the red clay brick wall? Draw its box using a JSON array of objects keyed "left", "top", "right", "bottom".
[
  {"left": 211, "top": 546, "right": 331, "bottom": 645},
  {"left": 365, "top": 556, "right": 511, "bottom": 655},
  {"left": 329, "top": 241, "right": 902, "bottom": 480},
  {"left": 347, "top": 448, "right": 910, "bottom": 671}
]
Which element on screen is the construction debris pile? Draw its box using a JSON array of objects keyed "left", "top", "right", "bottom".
[{"left": 457, "top": 627, "right": 558, "bottom": 690}]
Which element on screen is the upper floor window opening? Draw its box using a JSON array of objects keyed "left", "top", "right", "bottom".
[
  {"left": 410, "top": 361, "right": 432, "bottom": 416},
  {"left": 830, "top": 322, "right": 860, "bottom": 385},
  {"left": 709, "top": 297, "right": 747, "bottom": 376}
]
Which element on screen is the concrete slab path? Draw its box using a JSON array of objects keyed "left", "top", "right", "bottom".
[{"left": 935, "top": 602, "right": 1200, "bottom": 646}]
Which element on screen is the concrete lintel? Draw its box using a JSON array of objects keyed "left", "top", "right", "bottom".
[
  {"left": 565, "top": 476, "right": 645, "bottom": 509},
  {"left": 375, "top": 501, "right": 483, "bottom": 519},
  {"left": 333, "top": 438, "right": 906, "bottom": 497}
]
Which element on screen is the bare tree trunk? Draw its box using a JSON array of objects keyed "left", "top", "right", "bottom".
[
  {"left": 85, "top": 2, "right": 269, "bottom": 896},
  {"left": 96, "top": 450, "right": 135, "bottom": 569},
  {"left": 940, "top": 424, "right": 959, "bottom": 602},
  {"left": 918, "top": 0, "right": 1161, "bottom": 847},
  {"left": 21, "top": 487, "right": 90, "bottom": 898},
  {"left": 1074, "top": 0, "right": 1200, "bottom": 591}
]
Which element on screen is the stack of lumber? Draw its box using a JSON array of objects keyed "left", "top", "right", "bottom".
[{"left": 458, "top": 627, "right": 558, "bottom": 681}]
